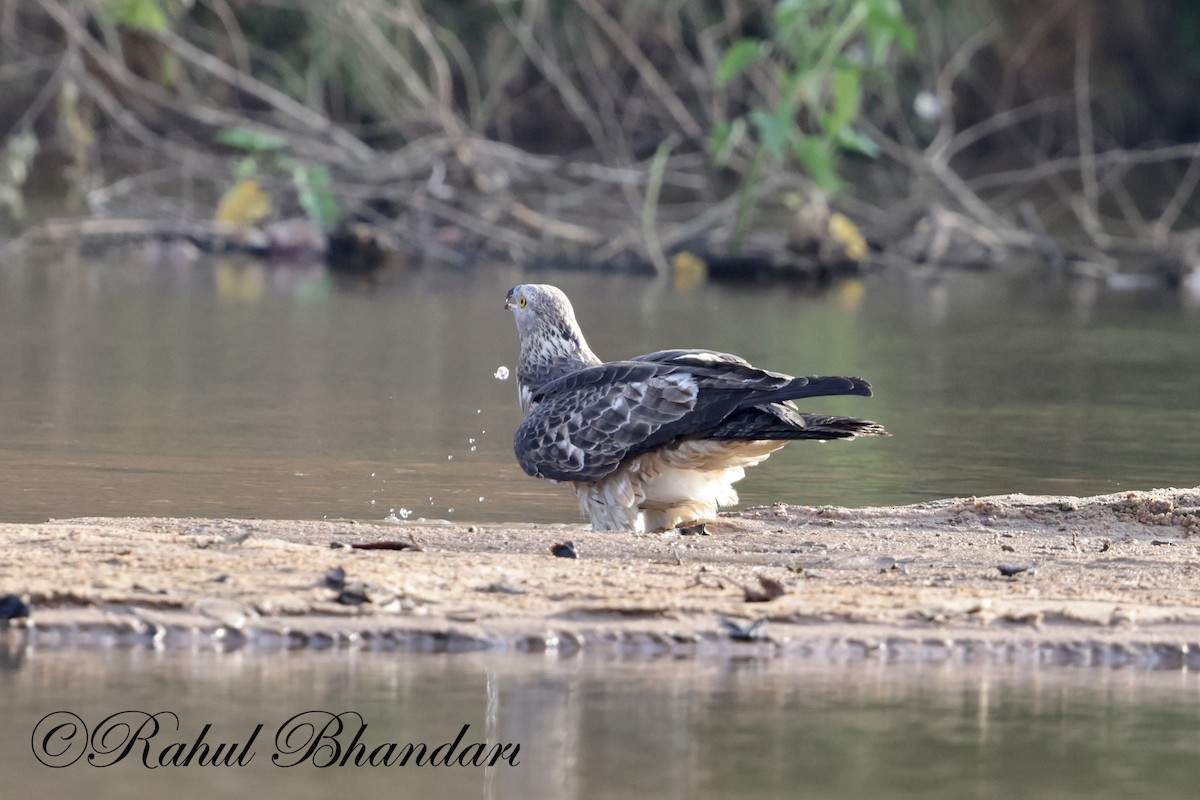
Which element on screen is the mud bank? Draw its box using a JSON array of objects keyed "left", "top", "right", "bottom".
[{"left": 2, "top": 488, "right": 1199, "bottom": 667}]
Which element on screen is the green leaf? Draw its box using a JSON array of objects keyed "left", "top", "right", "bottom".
[
  {"left": 826, "top": 67, "right": 863, "bottom": 134},
  {"left": 101, "top": 0, "right": 169, "bottom": 33},
  {"left": 717, "top": 40, "right": 764, "bottom": 87},
  {"left": 774, "top": 0, "right": 820, "bottom": 39},
  {"left": 749, "top": 106, "right": 792, "bottom": 163},
  {"left": 837, "top": 126, "right": 879, "bottom": 157},
  {"left": 709, "top": 118, "right": 747, "bottom": 165},
  {"left": 233, "top": 156, "right": 259, "bottom": 181},
  {"left": 793, "top": 136, "right": 842, "bottom": 193},
  {"left": 292, "top": 163, "right": 338, "bottom": 232},
  {"left": 217, "top": 127, "right": 287, "bottom": 153},
  {"left": 864, "top": 0, "right": 916, "bottom": 59}
]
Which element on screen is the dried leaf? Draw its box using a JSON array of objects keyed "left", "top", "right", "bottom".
[{"left": 216, "top": 179, "right": 271, "bottom": 227}]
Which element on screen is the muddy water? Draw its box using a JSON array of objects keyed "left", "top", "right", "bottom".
[
  {"left": 1, "top": 251, "right": 1198, "bottom": 525},
  {"left": 5, "top": 250, "right": 1200, "bottom": 798},
  {"left": 4, "top": 647, "right": 1200, "bottom": 799}
]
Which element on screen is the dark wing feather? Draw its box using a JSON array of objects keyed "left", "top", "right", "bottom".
[
  {"left": 633, "top": 349, "right": 752, "bottom": 368},
  {"left": 515, "top": 365, "right": 701, "bottom": 481},
  {"left": 518, "top": 359, "right": 877, "bottom": 482},
  {"left": 632, "top": 350, "right": 873, "bottom": 401},
  {"left": 516, "top": 354, "right": 588, "bottom": 396},
  {"left": 707, "top": 406, "right": 889, "bottom": 440}
]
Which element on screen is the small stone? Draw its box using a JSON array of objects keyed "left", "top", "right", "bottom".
[{"left": 551, "top": 541, "right": 577, "bottom": 559}]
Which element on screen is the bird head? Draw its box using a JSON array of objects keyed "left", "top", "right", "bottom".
[
  {"left": 505, "top": 284, "right": 574, "bottom": 340},
  {"left": 504, "top": 284, "right": 600, "bottom": 368}
]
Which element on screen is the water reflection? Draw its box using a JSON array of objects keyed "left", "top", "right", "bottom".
[
  {"left": 3, "top": 646, "right": 1200, "bottom": 799},
  {"left": 0, "top": 249, "right": 1198, "bottom": 524}
]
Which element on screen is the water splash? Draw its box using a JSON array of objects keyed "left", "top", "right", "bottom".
[{"left": 386, "top": 507, "right": 413, "bottom": 523}]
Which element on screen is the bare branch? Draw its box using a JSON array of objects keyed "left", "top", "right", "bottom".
[
  {"left": 574, "top": 0, "right": 704, "bottom": 139},
  {"left": 1071, "top": 6, "right": 1104, "bottom": 244},
  {"left": 966, "top": 143, "right": 1200, "bottom": 192},
  {"left": 1153, "top": 152, "right": 1200, "bottom": 240}
]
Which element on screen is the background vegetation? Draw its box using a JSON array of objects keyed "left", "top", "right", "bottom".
[{"left": 3, "top": 0, "right": 1200, "bottom": 279}]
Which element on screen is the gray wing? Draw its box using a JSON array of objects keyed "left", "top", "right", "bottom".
[
  {"left": 632, "top": 349, "right": 752, "bottom": 368},
  {"left": 514, "top": 364, "right": 703, "bottom": 482},
  {"left": 516, "top": 354, "right": 586, "bottom": 396},
  {"left": 515, "top": 359, "right": 873, "bottom": 482}
]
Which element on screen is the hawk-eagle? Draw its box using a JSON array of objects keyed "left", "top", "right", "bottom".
[{"left": 504, "top": 284, "right": 887, "bottom": 532}]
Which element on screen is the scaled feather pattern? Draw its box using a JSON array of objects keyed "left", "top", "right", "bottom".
[{"left": 504, "top": 284, "right": 888, "bottom": 532}]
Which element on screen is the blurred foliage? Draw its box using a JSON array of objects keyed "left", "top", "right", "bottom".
[
  {"left": 7, "top": 0, "right": 1200, "bottom": 263},
  {"left": 217, "top": 127, "right": 338, "bottom": 232},
  {"left": 215, "top": 178, "right": 270, "bottom": 228},
  {"left": 98, "top": 0, "right": 190, "bottom": 33},
  {"left": 713, "top": 0, "right": 914, "bottom": 243},
  {"left": 0, "top": 132, "right": 39, "bottom": 222},
  {"left": 714, "top": 0, "right": 913, "bottom": 193}
]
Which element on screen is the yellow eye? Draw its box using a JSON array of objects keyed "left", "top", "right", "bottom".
[{"left": 518, "top": 295, "right": 527, "bottom": 308}]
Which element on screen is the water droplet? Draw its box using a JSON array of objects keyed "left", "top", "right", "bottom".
[
  {"left": 476, "top": 409, "right": 482, "bottom": 414},
  {"left": 469, "top": 446, "right": 476, "bottom": 452},
  {"left": 371, "top": 499, "right": 376, "bottom": 504},
  {"left": 447, "top": 507, "right": 455, "bottom": 514},
  {"left": 370, "top": 472, "right": 376, "bottom": 478},
  {"left": 447, "top": 455, "right": 454, "bottom": 460},
  {"left": 493, "top": 366, "right": 510, "bottom": 381},
  {"left": 468, "top": 438, "right": 475, "bottom": 444},
  {"left": 399, "top": 507, "right": 412, "bottom": 520},
  {"left": 478, "top": 496, "right": 485, "bottom": 502}
]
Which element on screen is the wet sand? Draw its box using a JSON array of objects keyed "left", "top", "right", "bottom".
[{"left": 2, "top": 488, "right": 1199, "bottom": 667}]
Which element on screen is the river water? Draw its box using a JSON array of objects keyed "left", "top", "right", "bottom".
[
  {"left": 7, "top": 647, "right": 1200, "bottom": 796},
  {"left": 1, "top": 251, "right": 1198, "bottom": 524},
  {"left": 3, "top": 250, "right": 1200, "bottom": 797},
  {"left": 6, "top": 647, "right": 1200, "bottom": 799}
]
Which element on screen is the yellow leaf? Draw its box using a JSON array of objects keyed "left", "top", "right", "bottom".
[
  {"left": 828, "top": 212, "right": 867, "bottom": 262},
  {"left": 216, "top": 179, "right": 271, "bottom": 227}
]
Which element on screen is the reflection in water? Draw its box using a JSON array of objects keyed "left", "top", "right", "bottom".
[
  {"left": 0, "top": 250, "right": 1198, "bottom": 524},
  {"left": 3, "top": 646, "right": 1200, "bottom": 799},
  {"left": 4, "top": 254, "right": 1199, "bottom": 799}
]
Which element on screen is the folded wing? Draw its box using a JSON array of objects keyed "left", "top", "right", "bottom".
[{"left": 515, "top": 357, "right": 877, "bottom": 483}]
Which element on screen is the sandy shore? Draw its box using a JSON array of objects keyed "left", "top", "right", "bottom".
[{"left": 2, "top": 487, "right": 1199, "bottom": 667}]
